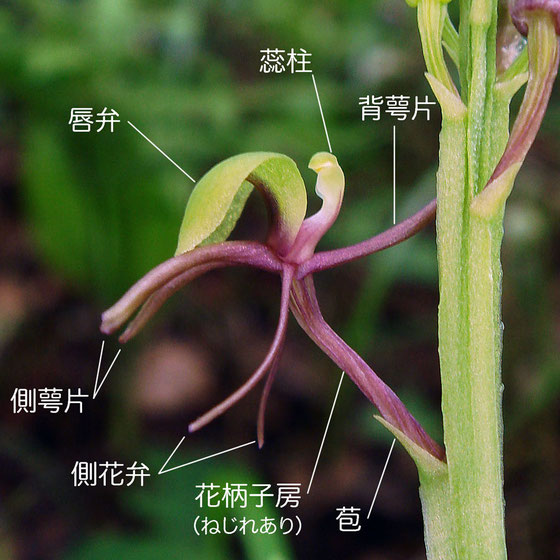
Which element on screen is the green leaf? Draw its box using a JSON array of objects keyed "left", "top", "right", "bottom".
[
  {"left": 22, "top": 123, "right": 184, "bottom": 302},
  {"left": 22, "top": 125, "right": 91, "bottom": 288},
  {"left": 175, "top": 152, "right": 307, "bottom": 255}
]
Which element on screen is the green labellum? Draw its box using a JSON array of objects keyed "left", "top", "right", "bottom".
[{"left": 176, "top": 152, "right": 307, "bottom": 256}]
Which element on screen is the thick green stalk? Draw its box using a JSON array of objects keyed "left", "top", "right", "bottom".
[
  {"left": 417, "top": 462, "right": 454, "bottom": 560},
  {"left": 431, "top": 73, "right": 486, "bottom": 559},
  {"left": 404, "top": 1, "right": 556, "bottom": 558},
  {"left": 417, "top": 0, "right": 457, "bottom": 92},
  {"left": 460, "top": 207, "right": 508, "bottom": 558},
  {"left": 377, "top": 415, "right": 456, "bottom": 560},
  {"left": 435, "top": 0, "right": 510, "bottom": 556}
]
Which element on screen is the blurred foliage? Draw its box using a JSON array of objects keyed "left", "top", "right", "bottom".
[{"left": 0, "top": 0, "right": 559, "bottom": 558}]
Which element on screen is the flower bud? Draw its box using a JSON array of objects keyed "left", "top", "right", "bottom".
[{"left": 510, "top": 0, "right": 560, "bottom": 35}]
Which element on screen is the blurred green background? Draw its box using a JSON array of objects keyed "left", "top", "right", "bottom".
[{"left": 0, "top": 0, "right": 559, "bottom": 558}]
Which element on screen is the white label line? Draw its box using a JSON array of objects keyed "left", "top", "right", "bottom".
[
  {"left": 311, "top": 73, "right": 333, "bottom": 153},
  {"left": 306, "top": 371, "right": 345, "bottom": 494},
  {"left": 393, "top": 125, "right": 396, "bottom": 225},
  {"left": 93, "top": 340, "right": 121, "bottom": 399},
  {"left": 127, "top": 121, "right": 196, "bottom": 183},
  {"left": 94, "top": 339, "right": 105, "bottom": 395},
  {"left": 158, "top": 438, "right": 256, "bottom": 475},
  {"left": 367, "top": 438, "right": 396, "bottom": 519}
]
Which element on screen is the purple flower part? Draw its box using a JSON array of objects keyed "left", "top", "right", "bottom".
[
  {"left": 290, "top": 275, "right": 445, "bottom": 462},
  {"left": 510, "top": 0, "right": 560, "bottom": 35},
  {"left": 100, "top": 241, "right": 282, "bottom": 336},
  {"left": 101, "top": 192, "right": 444, "bottom": 459},
  {"left": 119, "top": 262, "right": 228, "bottom": 343},
  {"left": 257, "top": 350, "right": 282, "bottom": 448},
  {"left": 188, "top": 265, "right": 295, "bottom": 434},
  {"left": 489, "top": 15, "right": 559, "bottom": 184},
  {"left": 299, "top": 199, "right": 436, "bottom": 277}
]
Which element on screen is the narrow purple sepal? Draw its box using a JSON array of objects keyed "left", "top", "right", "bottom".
[
  {"left": 100, "top": 241, "right": 282, "bottom": 336},
  {"left": 298, "top": 199, "right": 436, "bottom": 278}
]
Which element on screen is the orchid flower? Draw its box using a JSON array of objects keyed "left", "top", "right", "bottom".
[
  {"left": 100, "top": 151, "right": 443, "bottom": 461},
  {"left": 99, "top": 1, "right": 559, "bottom": 461}
]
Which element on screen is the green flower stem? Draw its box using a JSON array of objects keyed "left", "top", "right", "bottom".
[
  {"left": 437, "top": 149, "right": 509, "bottom": 556},
  {"left": 455, "top": 62, "right": 526, "bottom": 560},
  {"left": 466, "top": 0, "right": 498, "bottom": 192},
  {"left": 376, "top": 415, "right": 456, "bottom": 560},
  {"left": 417, "top": 459, "right": 455, "bottom": 560},
  {"left": 443, "top": 14, "right": 460, "bottom": 67},
  {"left": 417, "top": 0, "right": 457, "bottom": 92},
  {"left": 429, "top": 73, "right": 484, "bottom": 559},
  {"left": 426, "top": 0, "right": 515, "bottom": 555},
  {"left": 415, "top": 1, "right": 508, "bottom": 555},
  {"left": 433, "top": 0, "right": 512, "bottom": 555},
  {"left": 460, "top": 208, "right": 507, "bottom": 558},
  {"left": 492, "top": 73, "right": 527, "bottom": 155},
  {"left": 394, "top": 1, "right": 557, "bottom": 557}
]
